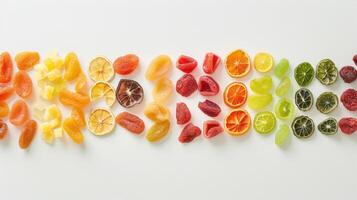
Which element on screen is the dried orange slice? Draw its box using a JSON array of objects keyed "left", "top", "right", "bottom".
[
  {"left": 225, "top": 49, "right": 251, "bottom": 78},
  {"left": 224, "top": 109, "right": 251, "bottom": 136},
  {"left": 88, "top": 56, "right": 114, "bottom": 82},
  {"left": 90, "top": 81, "right": 115, "bottom": 107},
  {"left": 223, "top": 82, "right": 247, "bottom": 108},
  {"left": 88, "top": 108, "right": 115, "bottom": 136}
]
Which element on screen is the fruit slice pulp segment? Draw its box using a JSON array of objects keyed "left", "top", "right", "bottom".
[
  {"left": 88, "top": 108, "right": 115, "bottom": 136},
  {"left": 292, "top": 116, "right": 314, "bottom": 138},
  {"left": 254, "top": 112, "right": 276, "bottom": 134},
  {"left": 318, "top": 117, "right": 337, "bottom": 135},
  {"left": 295, "top": 88, "right": 313, "bottom": 111},
  {"left": 316, "top": 59, "right": 338, "bottom": 85},
  {"left": 116, "top": 79, "right": 144, "bottom": 108},
  {"left": 316, "top": 92, "right": 338, "bottom": 114},
  {"left": 225, "top": 109, "right": 250, "bottom": 135},
  {"left": 224, "top": 82, "right": 247, "bottom": 108},
  {"left": 90, "top": 81, "right": 115, "bottom": 106},
  {"left": 225, "top": 50, "right": 250, "bottom": 77},
  {"left": 254, "top": 52, "right": 274, "bottom": 72},
  {"left": 89, "top": 56, "right": 113, "bottom": 82},
  {"left": 294, "top": 62, "right": 314, "bottom": 86}
]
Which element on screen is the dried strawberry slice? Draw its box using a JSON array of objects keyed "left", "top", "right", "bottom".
[
  {"left": 176, "top": 55, "right": 197, "bottom": 73},
  {"left": 116, "top": 79, "right": 144, "bottom": 108},
  {"left": 176, "top": 74, "right": 198, "bottom": 97},
  {"left": 179, "top": 123, "right": 201, "bottom": 143},
  {"left": 203, "top": 120, "right": 223, "bottom": 138},
  {"left": 203, "top": 52, "right": 221, "bottom": 74},
  {"left": 339, "top": 66, "right": 357, "bottom": 83},
  {"left": 198, "top": 99, "right": 221, "bottom": 117},
  {"left": 339, "top": 117, "right": 357, "bottom": 135},
  {"left": 198, "top": 75, "right": 219, "bottom": 96},
  {"left": 340, "top": 89, "right": 357, "bottom": 111},
  {"left": 176, "top": 102, "right": 191, "bottom": 125}
]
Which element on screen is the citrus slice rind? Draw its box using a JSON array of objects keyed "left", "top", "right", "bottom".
[
  {"left": 223, "top": 82, "right": 247, "bottom": 108},
  {"left": 316, "top": 92, "right": 338, "bottom": 114},
  {"left": 294, "top": 62, "right": 314, "bottom": 86},
  {"left": 225, "top": 49, "right": 251, "bottom": 78},
  {"left": 253, "top": 111, "right": 276, "bottom": 134},
  {"left": 253, "top": 52, "right": 274, "bottom": 73},
  {"left": 292, "top": 115, "right": 315, "bottom": 138},
  {"left": 88, "top": 108, "right": 115, "bottom": 136},
  {"left": 318, "top": 117, "right": 338, "bottom": 135},
  {"left": 316, "top": 59, "right": 338, "bottom": 85},
  {"left": 88, "top": 56, "right": 114, "bottom": 82},
  {"left": 224, "top": 109, "right": 251, "bottom": 136},
  {"left": 116, "top": 79, "right": 144, "bottom": 108},
  {"left": 274, "top": 98, "right": 295, "bottom": 120},
  {"left": 295, "top": 88, "right": 313, "bottom": 111},
  {"left": 90, "top": 81, "right": 115, "bottom": 107}
]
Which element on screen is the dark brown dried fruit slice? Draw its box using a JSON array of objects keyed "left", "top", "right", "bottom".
[{"left": 116, "top": 79, "right": 144, "bottom": 108}]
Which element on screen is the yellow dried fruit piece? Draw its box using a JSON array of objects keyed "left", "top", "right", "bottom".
[
  {"left": 152, "top": 77, "right": 173, "bottom": 103},
  {"left": 144, "top": 102, "right": 170, "bottom": 121},
  {"left": 44, "top": 104, "right": 62, "bottom": 128},
  {"left": 88, "top": 108, "right": 115, "bottom": 136},
  {"left": 41, "top": 85, "right": 55, "bottom": 100},
  {"left": 53, "top": 127, "right": 63, "bottom": 138},
  {"left": 63, "top": 117, "right": 84, "bottom": 144},
  {"left": 90, "top": 81, "right": 115, "bottom": 107},
  {"left": 64, "top": 52, "right": 81, "bottom": 81},
  {"left": 146, "top": 120, "right": 170, "bottom": 142},
  {"left": 75, "top": 73, "right": 88, "bottom": 94},
  {"left": 33, "top": 104, "right": 46, "bottom": 121},
  {"left": 88, "top": 56, "right": 114, "bottom": 82},
  {"left": 44, "top": 50, "right": 64, "bottom": 70},
  {"left": 145, "top": 55, "right": 172, "bottom": 81},
  {"left": 40, "top": 123, "right": 54, "bottom": 144}
]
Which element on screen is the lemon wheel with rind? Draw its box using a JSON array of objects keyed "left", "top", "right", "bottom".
[
  {"left": 90, "top": 81, "right": 116, "bottom": 107},
  {"left": 88, "top": 56, "right": 114, "bottom": 82},
  {"left": 88, "top": 108, "right": 115, "bottom": 136}
]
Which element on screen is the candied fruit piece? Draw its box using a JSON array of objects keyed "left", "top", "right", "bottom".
[
  {"left": 13, "top": 70, "right": 33, "bottom": 98},
  {"left": 144, "top": 102, "right": 170, "bottom": 121},
  {"left": 152, "top": 77, "right": 173, "bottom": 103},
  {"left": 59, "top": 89, "right": 90, "bottom": 108},
  {"left": 176, "top": 55, "right": 197, "bottom": 73},
  {"left": 179, "top": 123, "right": 201, "bottom": 143},
  {"left": 338, "top": 117, "right": 357, "bottom": 135},
  {"left": 19, "top": 120, "right": 37, "bottom": 149},
  {"left": 146, "top": 55, "right": 172, "bottom": 81},
  {"left": 63, "top": 117, "right": 84, "bottom": 144},
  {"left": 116, "top": 111, "right": 145, "bottom": 134},
  {"left": 146, "top": 120, "right": 170, "bottom": 142},
  {"left": 176, "top": 102, "right": 191, "bottom": 125},
  {"left": 203, "top": 120, "right": 223, "bottom": 138},
  {"left": 113, "top": 54, "right": 139, "bottom": 75},
  {"left": 9, "top": 99, "right": 30, "bottom": 126},
  {"left": 340, "top": 89, "right": 357, "bottom": 111},
  {"left": 0, "top": 119, "right": 8, "bottom": 140},
  {"left": 0, "top": 102, "right": 9, "bottom": 117},
  {"left": 64, "top": 52, "right": 81, "bottom": 81},
  {"left": 0, "top": 52, "right": 13, "bottom": 83},
  {"left": 198, "top": 99, "right": 221, "bottom": 117},
  {"left": 198, "top": 75, "right": 219, "bottom": 96},
  {"left": 71, "top": 108, "right": 85, "bottom": 128},
  {"left": 15, "top": 51, "right": 40, "bottom": 70},
  {"left": 203, "top": 52, "right": 221, "bottom": 74},
  {"left": 0, "top": 86, "right": 14, "bottom": 101},
  {"left": 339, "top": 66, "right": 357, "bottom": 83},
  {"left": 40, "top": 123, "right": 54, "bottom": 144},
  {"left": 176, "top": 74, "right": 198, "bottom": 97}
]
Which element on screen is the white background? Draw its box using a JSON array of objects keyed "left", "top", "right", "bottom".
[{"left": 1, "top": 0, "right": 357, "bottom": 200}]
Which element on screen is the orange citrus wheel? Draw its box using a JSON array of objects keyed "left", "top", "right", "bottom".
[
  {"left": 223, "top": 82, "right": 247, "bottom": 108},
  {"left": 225, "top": 49, "right": 251, "bottom": 78},
  {"left": 224, "top": 109, "right": 251, "bottom": 136}
]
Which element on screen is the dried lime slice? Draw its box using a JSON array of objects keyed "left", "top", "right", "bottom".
[
  {"left": 318, "top": 117, "right": 338, "bottom": 135},
  {"left": 292, "top": 115, "right": 315, "bottom": 138},
  {"left": 294, "top": 62, "right": 314, "bottom": 86},
  {"left": 295, "top": 88, "right": 313, "bottom": 111},
  {"left": 253, "top": 111, "right": 276, "bottom": 134},
  {"left": 316, "top": 92, "right": 338, "bottom": 114},
  {"left": 316, "top": 59, "right": 338, "bottom": 85}
]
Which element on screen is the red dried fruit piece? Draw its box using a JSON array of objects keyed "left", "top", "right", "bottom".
[
  {"left": 178, "top": 123, "right": 201, "bottom": 143},
  {"left": 176, "top": 102, "right": 191, "bottom": 125},
  {"left": 9, "top": 99, "right": 30, "bottom": 126},
  {"left": 176, "top": 55, "right": 197, "bottom": 73},
  {"left": 353, "top": 54, "right": 357, "bottom": 66},
  {"left": 115, "top": 111, "right": 145, "bottom": 134},
  {"left": 176, "top": 74, "right": 198, "bottom": 97},
  {"left": 0, "top": 119, "right": 8, "bottom": 140},
  {"left": 113, "top": 54, "right": 139, "bottom": 75},
  {"left": 203, "top": 52, "right": 221, "bottom": 74},
  {"left": 203, "top": 120, "right": 223, "bottom": 138},
  {"left": 338, "top": 117, "right": 357, "bottom": 135},
  {"left": 0, "top": 86, "right": 14, "bottom": 101},
  {"left": 13, "top": 70, "right": 33, "bottom": 98},
  {"left": 341, "top": 89, "right": 357, "bottom": 111},
  {"left": 19, "top": 119, "right": 37, "bottom": 149},
  {"left": 339, "top": 66, "right": 357, "bottom": 83},
  {"left": 198, "top": 75, "right": 220, "bottom": 96},
  {"left": 198, "top": 99, "right": 221, "bottom": 117},
  {"left": 0, "top": 52, "right": 13, "bottom": 83}
]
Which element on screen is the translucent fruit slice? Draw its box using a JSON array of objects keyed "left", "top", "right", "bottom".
[
  {"left": 316, "top": 59, "right": 338, "bottom": 85},
  {"left": 275, "top": 76, "right": 291, "bottom": 97},
  {"left": 318, "top": 117, "right": 338, "bottom": 135},
  {"left": 90, "top": 81, "right": 115, "bottom": 107},
  {"left": 224, "top": 109, "right": 251, "bottom": 136},
  {"left": 116, "top": 79, "right": 144, "bottom": 108},
  {"left": 88, "top": 56, "right": 114, "bottom": 82},
  {"left": 292, "top": 115, "right": 315, "bottom": 138},
  {"left": 316, "top": 92, "right": 338, "bottom": 114},
  {"left": 253, "top": 52, "right": 274, "bottom": 72},
  {"left": 146, "top": 120, "right": 170, "bottom": 142},
  {"left": 274, "top": 58, "right": 290, "bottom": 79},
  {"left": 275, "top": 124, "right": 290, "bottom": 147},
  {"left": 295, "top": 88, "right": 313, "bottom": 111},
  {"left": 152, "top": 77, "right": 173, "bottom": 103},
  {"left": 223, "top": 82, "right": 247, "bottom": 108},
  {"left": 225, "top": 49, "right": 251, "bottom": 78},
  {"left": 274, "top": 98, "right": 295, "bottom": 120},
  {"left": 144, "top": 102, "right": 170, "bottom": 122},
  {"left": 88, "top": 108, "right": 115, "bottom": 136},
  {"left": 247, "top": 94, "right": 273, "bottom": 110},
  {"left": 250, "top": 75, "right": 273, "bottom": 94},
  {"left": 253, "top": 111, "right": 276, "bottom": 134},
  {"left": 294, "top": 62, "right": 314, "bottom": 86},
  {"left": 146, "top": 55, "right": 172, "bottom": 81}
]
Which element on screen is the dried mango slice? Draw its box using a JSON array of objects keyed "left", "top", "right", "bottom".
[
  {"left": 144, "top": 102, "right": 170, "bottom": 121},
  {"left": 64, "top": 52, "right": 81, "bottom": 81},
  {"left": 152, "top": 77, "right": 173, "bottom": 103},
  {"left": 145, "top": 55, "right": 172, "bottom": 81},
  {"left": 71, "top": 108, "right": 86, "bottom": 128},
  {"left": 59, "top": 89, "right": 90, "bottom": 108},
  {"left": 63, "top": 117, "right": 84, "bottom": 144}
]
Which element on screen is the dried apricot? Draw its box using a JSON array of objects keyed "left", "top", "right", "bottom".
[
  {"left": 0, "top": 52, "right": 13, "bottom": 83},
  {"left": 341, "top": 89, "right": 357, "bottom": 111},
  {"left": 176, "top": 102, "right": 191, "bottom": 125},
  {"left": 116, "top": 111, "right": 145, "bottom": 134},
  {"left": 9, "top": 99, "right": 29, "bottom": 126},
  {"left": 64, "top": 52, "right": 81, "bottom": 81},
  {"left": 179, "top": 123, "right": 201, "bottom": 143},
  {"left": 15, "top": 51, "right": 40, "bottom": 70},
  {"left": 59, "top": 89, "right": 90, "bottom": 108},
  {"left": 198, "top": 75, "right": 219, "bottom": 96},
  {"left": 63, "top": 117, "right": 84, "bottom": 144},
  {"left": 146, "top": 120, "right": 170, "bottom": 142},
  {"left": 176, "top": 74, "right": 198, "bottom": 97},
  {"left": 152, "top": 77, "right": 173, "bottom": 103},
  {"left": 198, "top": 100, "right": 221, "bottom": 117},
  {"left": 338, "top": 117, "right": 357, "bottom": 135},
  {"left": 203, "top": 120, "right": 223, "bottom": 138},
  {"left": 0, "top": 102, "right": 9, "bottom": 117},
  {"left": 176, "top": 55, "right": 197, "bottom": 73},
  {"left": 0, "top": 86, "right": 14, "bottom": 101},
  {"left": 13, "top": 70, "right": 33, "bottom": 98},
  {"left": 113, "top": 54, "right": 139, "bottom": 75},
  {"left": 19, "top": 120, "right": 37, "bottom": 149},
  {"left": 71, "top": 107, "right": 85, "bottom": 128},
  {"left": 146, "top": 55, "right": 172, "bottom": 81},
  {"left": 203, "top": 52, "right": 221, "bottom": 74},
  {"left": 144, "top": 102, "right": 170, "bottom": 121},
  {"left": 0, "top": 120, "right": 8, "bottom": 140}
]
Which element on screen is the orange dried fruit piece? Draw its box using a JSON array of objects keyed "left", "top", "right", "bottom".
[
  {"left": 63, "top": 117, "right": 84, "bottom": 144},
  {"left": 9, "top": 99, "right": 30, "bottom": 126},
  {"left": 90, "top": 81, "right": 115, "bottom": 107},
  {"left": 225, "top": 49, "right": 251, "bottom": 78},
  {"left": 0, "top": 119, "right": 8, "bottom": 140},
  {"left": 0, "top": 52, "right": 13, "bottom": 83},
  {"left": 113, "top": 54, "right": 139, "bottom": 75},
  {"left": 152, "top": 77, "right": 173, "bottom": 103},
  {"left": 0, "top": 102, "right": 9, "bottom": 117},
  {"left": 144, "top": 102, "right": 170, "bottom": 122},
  {"left": 0, "top": 86, "right": 14, "bottom": 101},
  {"left": 88, "top": 108, "right": 115, "bottom": 136},
  {"left": 19, "top": 120, "right": 37, "bottom": 149},
  {"left": 64, "top": 52, "right": 81, "bottom": 81},
  {"left": 59, "top": 89, "right": 90, "bottom": 108},
  {"left": 116, "top": 111, "right": 145, "bottom": 134},
  {"left": 75, "top": 73, "right": 88, "bottom": 94},
  {"left": 145, "top": 55, "right": 172, "bottom": 81},
  {"left": 224, "top": 109, "right": 251, "bottom": 136},
  {"left": 88, "top": 56, "right": 114, "bottom": 82},
  {"left": 71, "top": 107, "right": 86, "bottom": 128},
  {"left": 15, "top": 51, "right": 40, "bottom": 70},
  {"left": 13, "top": 70, "right": 33, "bottom": 98},
  {"left": 223, "top": 82, "right": 248, "bottom": 108}
]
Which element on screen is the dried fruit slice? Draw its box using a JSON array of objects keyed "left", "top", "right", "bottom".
[
  {"left": 19, "top": 120, "right": 37, "bottom": 149},
  {"left": 44, "top": 104, "right": 62, "bottom": 128},
  {"left": 59, "top": 89, "right": 90, "bottom": 108},
  {"left": 198, "top": 75, "right": 219, "bottom": 96},
  {"left": 146, "top": 55, "right": 172, "bottom": 81},
  {"left": 113, "top": 54, "right": 139, "bottom": 75},
  {"left": 295, "top": 88, "right": 313, "bottom": 111},
  {"left": 203, "top": 52, "right": 221, "bottom": 74},
  {"left": 0, "top": 102, "right": 9, "bottom": 117},
  {"left": 223, "top": 82, "right": 247, "bottom": 108},
  {"left": 64, "top": 52, "right": 81, "bottom": 81},
  {"left": 253, "top": 52, "right": 274, "bottom": 72},
  {"left": 146, "top": 120, "right": 170, "bottom": 142},
  {"left": 274, "top": 98, "right": 295, "bottom": 120},
  {"left": 225, "top": 49, "right": 251, "bottom": 78},
  {"left": 253, "top": 111, "right": 276, "bottom": 134},
  {"left": 116, "top": 79, "right": 144, "bottom": 108},
  {"left": 0, "top": 86, "right": 14, "bottom": 101},
  {"left": 176, "top": 74, "right": 198, "bottom": 97},
  {"left": 144, "top": 102, "right": 170, "bottom": 121},
  {"left": 15, "top": 51, "right": 40, "bottom": 70},
  {"left": 275, "top": 76, "right": 291, "bottom": 97},
  {"left": 63, "top": 117, "right": 84, "bottom": 144},
  {"left": 203, "top": 120, "right": 223, "bottom": 138},
  {"left": 9, "top": 99, "right": 29, "bottom": 126},
  {"left": 247, "top": 94, "right": 273, "bottom": 110},
  {"left": 75, "top": 73, "right": 88, "bottom": 95},
  {"left": 274, "top": 58, "right": 289, "bottom": 79},
  {"left": 294, "top": 62, "right": 314, "bottom": 86},
  {"left": 338, "top": 117, "right": 357, "bottom": 135},
  {"left": 179, "top": 123, "right": 201, "bottom": 143},
  {"left": 316, "top": 59, "right": 338, "bottom": 85},
  {"left": 339, "top": 66, "right": 357, "bottom": 83},
  {"left": 90, "top": 81, "right": 115, "bottom": 107},
  {"left": 316, "top": 92, "right": 338, "bottom": 114},
  {"left": 0, "top": 120, "right": 8, "bottom": 140},
  {"left": 176, "top": 55, "right": 197, "bottom": 73},
  {"left": 176, "top": 102, "right": 191, "bottom": 125},
  {"left": 224, "top": 109, "right": 251, "bottom": 136},
  {"left": 250, "top": 75, "right": 273, "bottom": 94},
  {"left": 13, "top": 70, "right": 33, "bottom": 98},
  {"left": 198, "top": 99, "right": 221, "bottom": 117},
  {"left": 116, "top": 112, "right": 145, "bottom": 134},
  {"left": 88, "top": 108, "right": 115, "bottom": 136},
  {"left": 340, "top": 89, "right": 357, "bottom": 111},
  {"left": 318, "top": 117, "right": 338, "bottom": 135},
  {"left": 71, "top": 108, "right": 86, "bottom": 128},
  {"left": 292, "top": 116, "right": 315, "bottom": 138},
  {"left": 0, "top": 52, "right": 13, "bottom": 83},
  {"left": 152, "top": 77, "right": 173, "bottom": 103},
  {"left": 88, "top": 56, "right": 114, "bottom": 82},
  {"left": 275, "top": 124, "right": 290, "bottom": 147}
]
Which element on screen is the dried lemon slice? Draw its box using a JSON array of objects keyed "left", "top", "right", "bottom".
[
  {"left": 88, "top": 108, "right": 115, "bottom": 136},
  {"left": 88, "top": 56, "right": 114, "bottom": 82},
  {"left": 90, "top": 81, "right": 115, "bottom": 107}
]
